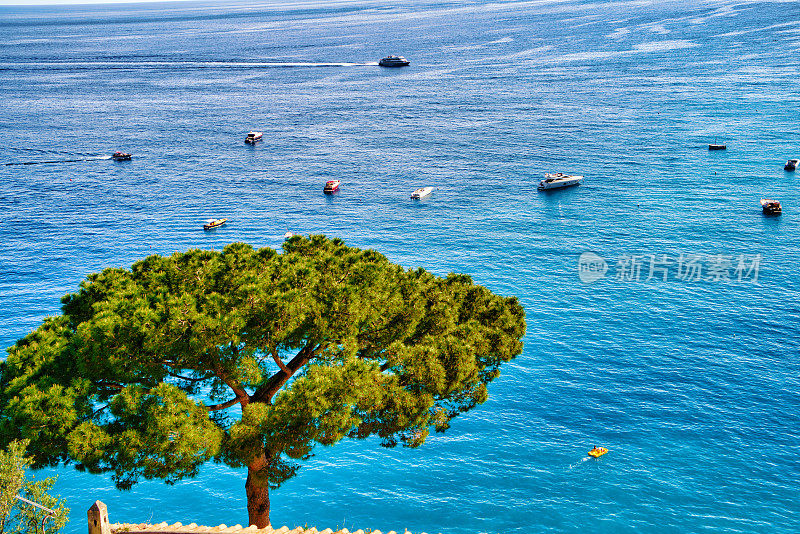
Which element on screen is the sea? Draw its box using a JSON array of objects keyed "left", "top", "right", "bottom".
[{"left": 1, "top": 0, "right": 799, "bottom": 532}]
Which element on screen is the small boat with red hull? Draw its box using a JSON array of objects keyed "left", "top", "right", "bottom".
[{"left": 324, "top": 180, "right": 340, "bottom": 193}]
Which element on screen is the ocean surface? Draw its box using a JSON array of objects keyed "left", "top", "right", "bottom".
[{"left": 1, "top": 0, "right": 800, "bottom": 532}]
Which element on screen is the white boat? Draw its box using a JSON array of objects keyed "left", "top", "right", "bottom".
[
  {"left": 245, "top": 131, "right": 263, "bottom": 144},
  {"left": 411, "top": 186, "right": 433, "bottom": 199},
  {"left": 537, "top": 173, "right": 584, "bottom": 191},
  {"left": 379, "top": 55, "right": 410, "bottom": 67}
]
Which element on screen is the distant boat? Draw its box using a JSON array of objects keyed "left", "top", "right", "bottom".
[
  {"left": 284, "top": 231, "right": 296, "bottom": 238},
  {"left": 760, "top": 198, "right": 781, "bottom": 216},
  {"left": 411, "top": 186, "right": 433, "bottom": 199},
  {"left": 708, "top": 143, "right": 726, "bottom": 150},
  {"left": 324, "top": 180, "right": 340, "bottom": 193},
  {"left": 245, "top": 131, "right": 263, "bottom": 144},
  {"left": 537, "top": 173, "right": 583, "bottom": 191},
  {"left": 588, "top": 446, "right": 608, "bottom": 458},
  {"left": 111, "top": 151, "right": 132, "bottom": 161},
  {"left": 784, "top": 159, "right": 798, "bottom": 171},
  {"left": 203, "top": 218, "right": 227, "bottom": 230},
  {"left": 379, "top": 55, "right": 410, "bottom": 67}
]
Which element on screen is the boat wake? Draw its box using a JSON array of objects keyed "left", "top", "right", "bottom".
[
  {"left": 5, "top": 155, "right": 113, "bottom": 166},
  {"left": 1, "top": 61, "right": 381, "bottom": 71},
  {"left": 568, "top": 457, "right": 592, "bottom": 470}
]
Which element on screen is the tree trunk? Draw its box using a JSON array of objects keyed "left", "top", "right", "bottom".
[{"left": 245, "top": 456, "right": 271, "bottom": 528}]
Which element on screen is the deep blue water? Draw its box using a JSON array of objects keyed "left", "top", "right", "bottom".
[{"left": 2, "top": 0, "right": 800, "bottom": 532}]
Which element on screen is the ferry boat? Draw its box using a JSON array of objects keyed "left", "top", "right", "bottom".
[
  {"left": 760, "top": 198, "right": 781, "bottom": 216},
  {"left": 588, "top": 446, "right": 608, "bottom": 458},
  {"left": 324, "top": 180, "right": 340, "bottom": 193},
  {"left": 245, "top": 131, "right": 263, "bottom": 144},
  {"left": 203, "top": 218, "right": 227, "bottom": 230},
  {"left": 379, "top": 55, "right": 410, "bottom": 67},
  {"left": 785, "top": 159, "right": 798, "bottom": 171},
  {"left": 111, "top": 151, "right": 132, "bottom": 161},
  {"left": 411, "top": 186, "right": 433, "bottom": 199},
  {"left": 537, "top": 173, "right": 584, "bottom": 191}
]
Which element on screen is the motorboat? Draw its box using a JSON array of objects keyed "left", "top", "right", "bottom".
[
  {"left": 323, "top": 180, "right": 340, "bottom": 193},
  {"left": 245, "top": 131, "right": 263, "bottom": 144},
  {"left": 411, "top": 186, "right": 433, "bottom": 199},
  {"left": 112, "top": 151, "right": 132, "bottom": 161},
  {"left": 284, "top": 231, "right": 296, "bottom": 238},
  {"left": 379, "top": 55, "right": 410, "bottom": 67},
  {"left": 785, "top": 159, "right": 798, "bottom": 171},
  {"left": 708, "top": 143, "right": 726, "bottom": 150},
  {"left": 760, "top": 198, "right": 782, "bottom": 216},
  {"left": 537, "top": 173, "right": 583, "bottom": 191},
  {"left": 588, "top": 446, "right": 608, "bottom": 458},
  {"left": 203, "top": 218, "right": 227, "bottom": 230}
]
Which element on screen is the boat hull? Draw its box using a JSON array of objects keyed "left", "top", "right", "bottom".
[
  {"left": 709, "top": 144, "right": 726, "bottom": 150},
  {"left": 760, "top": 199, "right": 782, "bottom": 216},
  {"left": 538, "top": 177, "right": 583, "bottom": 191},
  {"left": 203, "top": 218, "right": 227, "bottom": 230},
  {"left": 411, "top": 187, "right": 433, "bottom": 199}
]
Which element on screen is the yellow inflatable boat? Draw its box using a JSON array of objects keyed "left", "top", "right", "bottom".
[{"left": 588, "top": 446, "right": 608, "bottom": 458}]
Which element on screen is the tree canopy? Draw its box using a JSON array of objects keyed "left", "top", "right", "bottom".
[
  {"left": 0, "top": 236, "right": 525, "bottom": 527},
  {"left": 1, "top": 440, "right": 69, "bottom": 534}
]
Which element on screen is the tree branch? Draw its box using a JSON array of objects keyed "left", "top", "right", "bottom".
[
  {"left": 251, "top": 342, "right": 319, "bottom": 404},
  {"left": 271, "top": 348, "right": 290, "bottom": 374},
  {"left": 166, "top": 370, "right": 213, "bottom": 383},
  {"left": 210, "top": 357, "right": 250, "bottom": 409},
  {"left": 206, "top": 397, "right": 242, "bottom": 412}
]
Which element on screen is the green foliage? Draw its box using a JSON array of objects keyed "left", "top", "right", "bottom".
[
  {"left": 0, "top": 440, "right": 69, "bottom": 534},
  {"left": 0, "top": 235, "right": 525, "bottom": 496}
]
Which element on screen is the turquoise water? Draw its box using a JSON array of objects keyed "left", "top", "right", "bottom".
[{"left": 1, "top": 0, "right": 800, "bottom": 532}]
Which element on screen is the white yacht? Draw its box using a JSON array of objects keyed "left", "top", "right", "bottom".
[
  {"left": 411, "top": 186, "right": 433, "bottom": 199},
  {"left": 245, "top": 131, "right": 263, "bottom": 144},
  {"left": 537, "top": 173, "right": 584, "bottom": 191},
  {"left": 379, "top": 55, "right": 410, "bottom": 67}
]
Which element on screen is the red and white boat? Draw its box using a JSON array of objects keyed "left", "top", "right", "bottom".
[
  {"left": 112, "top": 151, "right": 132, "bottom": 161},
  {"left": 324, "top": 180, "right": 340, "bottom": 193}
]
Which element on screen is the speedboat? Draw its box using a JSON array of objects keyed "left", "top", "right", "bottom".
[
  {"left": 537, "top": 173, "right": 583, "bottom": 191},
  {"left": 588, "top": 446, "right": 608, "bottom": 458},
  {"left": 112, "top": 151, "right": 132, "bottom": 161},
  {"left": 760, "top": 198, "right": 782, "bottom": 216},
  {"left": 245, "top": 131, "right": 263, "bottom": 144},
  {"left": 323, "top": 180, "right": 340, "bottom": 193},
  {"left": 203, "top": 218, "right": 227, "bottom": 230},
  {"left": 785, "top": 159, "right": 798, "bottom": 171},
  {"left": 411, "top": 186, "right": 433, "bottom": 199},
  {"left": 708, "top": 143, "right": 726, "bottom": 150},
  {"left": 379, "top": 55, "right": 410, "bottom": 67}
]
